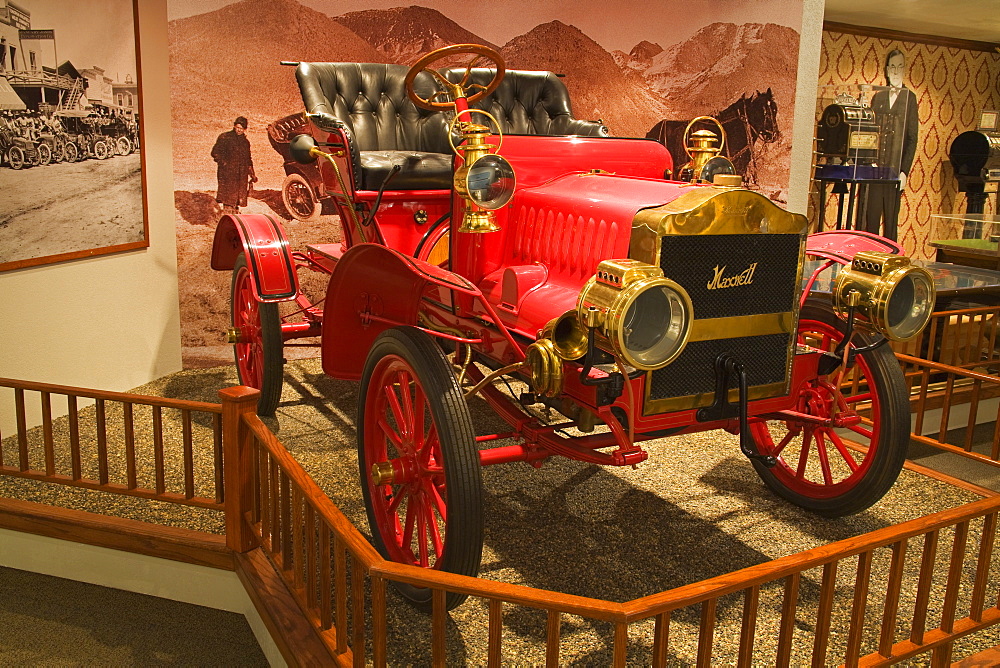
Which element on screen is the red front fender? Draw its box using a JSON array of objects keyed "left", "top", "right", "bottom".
[
  {"left": 321, "top": 243, "right": 482, "bottom": 381},
  {"left": 211, "top": 213, "right": 299, "bottom": 302}
]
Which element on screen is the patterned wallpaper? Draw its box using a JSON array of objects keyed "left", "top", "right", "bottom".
[{"left": 813, "top": 30, "right": 1000, "bottom": 259}]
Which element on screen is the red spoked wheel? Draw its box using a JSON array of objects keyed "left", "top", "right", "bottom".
[
  {"left": 749, "top": 299, "right": 908, "bottom": 516},
  {"left": 358, "top": 327, "right": 482, "bottom": 610},
  {"left": 230, "top": 253, "right": 283, "bottom": 416}
]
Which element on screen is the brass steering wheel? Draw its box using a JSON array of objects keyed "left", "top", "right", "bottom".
[{"left": 404, "top": 44, "right": 506, "bottom": 111}]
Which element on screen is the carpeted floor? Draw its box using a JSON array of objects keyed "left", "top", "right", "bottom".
[{"left": 3, "top": 358, "right": 1000, "bottom": 664}]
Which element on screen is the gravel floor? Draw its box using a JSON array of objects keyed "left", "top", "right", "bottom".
[{"left": 2, "top": 358, "right": 999, "bottom": 665}]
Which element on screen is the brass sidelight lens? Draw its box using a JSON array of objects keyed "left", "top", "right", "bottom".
[
  {"left": 577, "top": 259, "right": 693, "bottom": 370},
  {"left": 833, "top": 251, "right": 935, "bottom": 342}
]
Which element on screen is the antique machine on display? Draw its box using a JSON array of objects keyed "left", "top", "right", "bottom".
[
  {"left": 813, "top": 86, "right": 907, "bottom": 234},
  {"left": 948, "top": 110, "right": 1000, "bottom": 220},
  {"left": 211, "top": 45, "right": 935, "bottom": 610}
]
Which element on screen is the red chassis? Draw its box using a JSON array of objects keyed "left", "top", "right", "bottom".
[{"left": 211, "top": 45, "right": 934, "bottom": 610}]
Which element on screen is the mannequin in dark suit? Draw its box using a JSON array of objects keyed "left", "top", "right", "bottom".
[{"left": 863, "top": 49, "right": 919, "bottom": 240}]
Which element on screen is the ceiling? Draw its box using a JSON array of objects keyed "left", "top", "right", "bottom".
[{"left": 824, "top": 0, "right": 1000, "bottom": 44}]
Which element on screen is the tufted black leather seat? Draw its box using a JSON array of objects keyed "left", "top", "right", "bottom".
[{"left": 296, "top": 62, "right": 608, "bottom": 191}]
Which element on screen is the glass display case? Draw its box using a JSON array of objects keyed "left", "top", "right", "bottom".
[
  {"left": 813, "top": 84, "right": 912, "bottom": 236},
  {"left": 929, "top": 214, "right": 1000, "bottom": 270}
]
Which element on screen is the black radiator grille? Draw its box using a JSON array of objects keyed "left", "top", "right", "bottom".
[
  {"left": 649, "top": 333, "right": 792, "bottom": 401},
  {"left": 660, "top": 234, "right": 801, "bottom": 320}
]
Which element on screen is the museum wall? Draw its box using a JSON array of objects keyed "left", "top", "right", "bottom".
[
  {"left": 814, "top": 29, "right": 1000, "bottom": 259},
  {"left": 0, "top": 0, "right": 181, "bottom": 434}
]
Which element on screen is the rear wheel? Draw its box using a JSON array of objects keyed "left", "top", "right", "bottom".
[
  {"left": 749, "top": 299, "right": 908, "bottom": 516},
  {"left": 116, "top": 136, "right": 132, "bottom": 155},
  {"left": 230, "top": 253, "right": 283, "bottom": 416},
  {"left": 281, "top": 173, "right": 321, "bottom": 222},
  {"left": 63, "top": 141, "right": 79, "bottom": 163},
  {"left": 93, "top": 140, "right": 109, "bottom": 160},
  {"left": 358, "top": 327, "right": 483, "bottom": 610},
  {"left": 37, "top": 143, "right": 52, "bottom": 166}
]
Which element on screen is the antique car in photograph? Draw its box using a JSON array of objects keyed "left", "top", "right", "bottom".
[{"left": 211, "top": 45, "right": 935, "bottom": 610}]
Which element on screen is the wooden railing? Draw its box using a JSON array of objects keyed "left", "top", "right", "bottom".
[
  {"left": 4, "top": 378, "right": 1000, "bottom": 664},
  {"left": 0, "top": 378, "right": 224, "bottom": 510},
  {"left": 895, "top": 305, "right": 1000, "bottom": 371},
  {"left": 223, "top": 387, "right": 1000, "bottom": 666}
]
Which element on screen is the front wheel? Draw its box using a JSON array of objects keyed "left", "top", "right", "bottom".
[
  {"left": 63, "top": 141, "right": 79, "bottom": 163},
  {"left": 93, "top": 140, "right": 109, "bottom": 160},
  {"left": 749, "top": 298, "right": 909, "bottom": 516},
  {"left": 230, "top": 253, "right": 284, "bottom": 416},
  {"left": 8, "top": 146, "right": 25, "bottom": 169},
  {"left": 281, "top": 173, "right": 321, "bottom": 222},
  {"left": 358, "top": 327, "right": 483, "bottom": 611},
  {"left": 116, "top": 136, "right": 132, "bottom": 156},
  {"left": 37, "top": 143, "right": 52, "bottom": 166}
]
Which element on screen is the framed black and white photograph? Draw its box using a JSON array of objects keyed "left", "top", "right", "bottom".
[{"left": 0, "top": 0, "right": 146, "bottom": 272}]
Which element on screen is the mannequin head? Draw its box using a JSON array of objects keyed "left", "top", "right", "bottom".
[{"left": 885, "top": 49, "right": 906, "bottom": 88}]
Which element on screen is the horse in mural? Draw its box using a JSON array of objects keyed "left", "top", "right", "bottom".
[{"left": 646, "top": 88, "right": 780, "bottom": 185}]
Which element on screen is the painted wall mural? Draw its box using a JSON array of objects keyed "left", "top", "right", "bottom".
[
  {"left": 815, "top": 31, "right": 1000, "bottom": 259},
  {"left": 168, "top": 0, "right": 804, "bottom": 366}
]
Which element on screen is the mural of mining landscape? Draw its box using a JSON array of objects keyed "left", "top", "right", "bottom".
[{"left": 167, "top": 0, "right": 803, "bottom": 366}]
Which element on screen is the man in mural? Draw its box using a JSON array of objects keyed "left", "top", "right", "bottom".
[
  {"left": 862, "top": 49, "right": 919, "bottom": 240},
  {"left": 211, "top": 116, "right": 256, "bottom": 215}
]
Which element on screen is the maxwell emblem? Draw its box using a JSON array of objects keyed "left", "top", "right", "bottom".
[{"left": 707, "top": 262, "right": 758, "bottom": 290}]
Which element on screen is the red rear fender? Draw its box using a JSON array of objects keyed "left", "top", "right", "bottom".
[
  {"left": 321, "top": 244, "right": 482, "bottom": 381},
  {"left": 211, "top": 214, "right": 299, "bottom": 302}
]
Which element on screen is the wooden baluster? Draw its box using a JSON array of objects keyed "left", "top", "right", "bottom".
[
  {"left": 697, "top": 599, "right": 717, "bottom": 668},
  {"left": 964, "top": 378, "right": 982, "bottom": 452},
  {"left": 353, "top": 554, "right": 366, "bottom": 668},
  {"left": 96, "top": 398, "right": 108, "bottom": 483},
  {"left": 737, "top": 585, "right": 759, "bottom": 668},
  {"left": 992, "top": 401, "right": 1000, "bottom": 462},
  {"left": 153, "top": 405, "right": 165, "bottom": 494},
  {"left": 213, "top": 413, "right": 224, "bottom": 504},
  {"left": 281, "top": 472, "right": 293, "bottom": 571},
  {"left": 487, "top": 599, "right": 503, "bottom": 668},
  {"left": 15, "top": 387, "right": 28, "bottom": 471},
  {"left": 652, "top": 611, "right": 671, "bottom": 668},
  {"left": 320, "top": 522, "right": 332, "bottom": 632},
  {"left": 292, "top": 487, "right": 303, "bottom": 590},
  {"left": 845, "top": 551, "right": 873, "bottom": 668},
  {"left": 933, "top": 521, "right": 969, "bottom": 666},
  {"left": 182, "top": 409, "right": 194, "bottom": 498},
  {"left": 124, "top": 402, "right": 136, "bottom": 489},
  {"left": 910, "top": 529, "right": 939, "bottom": 645},
  {"left": 335, "top": 536, "right": 347, "bottom": 653},
  {"left": 41, "top": 391, "right": 54, "bottom": 475},
  {"left": 545, "top": 609, "right": 561, "bottom": 668},
  {"left": 220, "top": 386, "right": 259, "bottom": 553},
  {"left": 612, "top": 622, "right": 628, "bottom": 667},
  {"left": 937, "top": 375, "right": 954, "bottom": 444},
  {"left": 68, "top": 395, "right": 81, "bottom": 480},
  {"left": 812, "top": 562, "right": 837, "bottom": 667},
  {"left": 258, "top": 448, "right": 270, "bottom": 549},
  {"left": 879, "top": 539, "right": 907, "bottom": 658},
  {"left": 914, "top": 365, "right": 930, "bottom": 435},
  {"left": 776, "top": 573, "right": 800, "bottom": 667},
  {"left": 305, "top": 504, "right": 316, "bottom": 611},
  {"left": 371, "top": 575, "right": 386, "bottom": 668},
  {"left": 269, "top": 457, "right": 279, "bottom": 556},
  {"left": 969, "top": 513, "right": 997, "bottom": 622},
  {"left": 432, "top": 588, "right": 446, "bottom": 667}
]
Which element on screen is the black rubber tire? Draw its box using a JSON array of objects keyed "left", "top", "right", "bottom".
[
  {"left": 281, "top": 173, "right": 321, "bottom": 222},
  {"left": 358, "top": 326, "right": 483, "bottom": 611},
  {"left": 750, "top": 298, "right": 909, "bottom": 516},
  {"left": 230, "top": 253, "right": 284, "bottom": 416}
]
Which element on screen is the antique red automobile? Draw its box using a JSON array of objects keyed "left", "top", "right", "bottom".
[{"left": 211, "top": 45, "right": 934, "bottom": 609}]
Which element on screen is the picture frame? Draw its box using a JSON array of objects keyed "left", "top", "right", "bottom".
[{"left": 0, "top": 0, "right": 147, "bottom": 273}]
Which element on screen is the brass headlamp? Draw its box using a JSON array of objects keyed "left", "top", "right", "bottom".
[
  {"left": 833, "top": 251, "right": 935, "bottom": 342},
  {"left": 576, "top": 259, "right": 693, "bottom": 370},
  {"left": 450, "top": 110, "right": 515, "bottom": 233}
]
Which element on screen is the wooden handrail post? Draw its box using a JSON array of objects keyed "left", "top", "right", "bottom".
[{"left": 221, "top": 385, "right": 261, "bottom": 553}]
